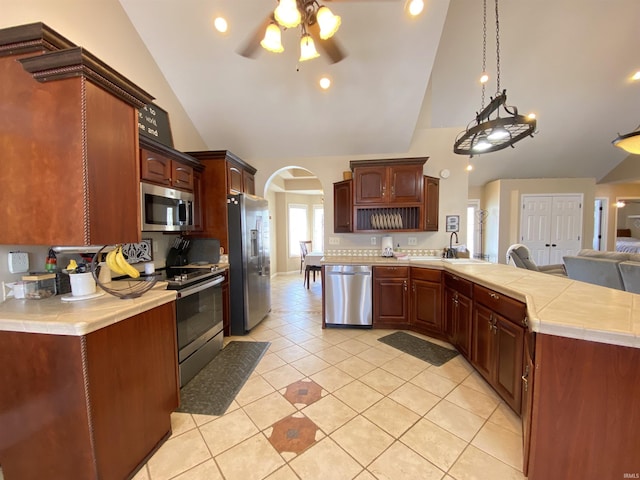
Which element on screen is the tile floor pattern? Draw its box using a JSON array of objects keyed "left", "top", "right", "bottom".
[{"left": 134, "top": 273, "right": 528, "bottom": 480}]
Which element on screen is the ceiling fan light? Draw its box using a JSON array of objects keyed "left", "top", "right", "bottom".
[
  {"left": 299, "top": 34, "right": 320, "bottom": 61},
  {"left": 406, "top": 0, "right": 424, "bottom": 16},
  {"left": 274, "top": 0, "right": 301, "bottom": 28},
  {"left": 487, "top": 125, "right": 509, "bottom": 141},
  {"left": 260, "top": 24, "right": 284, "bottom": 53},
  {"left": 613, "top": 127, "right": 640, "bottom": 155},
  {"left": 316, "top": 6, "right": 341, "bottom": 40}
]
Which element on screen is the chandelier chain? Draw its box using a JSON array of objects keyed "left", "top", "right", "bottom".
[
  {"left": 481, "top": 0, "right": 487, "bottom": 109},
  {"left": 494, "top": 0, "right": 501, "bottom": 94}
]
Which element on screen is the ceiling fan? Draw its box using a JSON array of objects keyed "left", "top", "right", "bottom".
[{"left": 237, "top": 0, "right": 411, "bottom": 64}]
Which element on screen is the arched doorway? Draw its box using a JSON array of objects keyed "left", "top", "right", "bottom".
[{"left": 264, "top": 167, "right": 324, "bottom": 275}]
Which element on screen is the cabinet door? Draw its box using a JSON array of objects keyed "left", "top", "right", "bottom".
[
  {"left": 410, "top": 278, "right": 442, "bottom": 335},
  {"left": 424, "top": 176, "right": 439, "bottom": 231},
  {"left": 227, "top": 163, "right": 243, "bottom": 193},
  {"left": 141, "top": 148, "right": 172, "bottom": 186},
  {"left": 455, "top": 293, "right": 472, "bottom": 360},
  {"left": 443, "top": 287, "right": 456, "bottom": 340},
  {"left": 494, "top": 314, "right": 524, "bottom": 412},
  {"left": 334, "top": 180, "right": 353, "bottom": 233},
  {"left": 354, "top": 166, "right": 387, "bottom": 204},
  {"left": 172, "top": 162, "right": 194, "bottom": 191},
  {"left": 192, "top": 170, "right": 204, "bottom": 232},
  {"left": 471, "top": 303, "right": 494, "bottom": 382},
  {"left": 521, "top": 332, "right": 535, "bottom": 476},
  {"left": 243, "top": 170, "right": 255, "bottom": 195},
  {"left": 389, "top": 164, "right": 423, "bottom": 203},
  {"left": 374, "top": 278, "right": 408, "bottom": 326}
]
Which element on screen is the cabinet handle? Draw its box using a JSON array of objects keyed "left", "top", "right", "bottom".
[
  {"left": 382, "top": 186, "right": 386, "bottom": 197},
  {"left": 412, "top": 284, "right": 416, "bottom": 292},
  {"left": 522, "top": 365, "right": 530, "bottom": 392},
  {"left": 489, "top": 292, "right": 500, "bottom": 300},
  {"left": 403, "top": 280, "right": 407, "bottom": 291},
  {"left": 391, "top": 185, "right": 395, "bottom": 196}
]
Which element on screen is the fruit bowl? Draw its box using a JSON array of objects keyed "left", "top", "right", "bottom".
[{"left": 91, "top": 245, "right": 157, "bottom": 299}]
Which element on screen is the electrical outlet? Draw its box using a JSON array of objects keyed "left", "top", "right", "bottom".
[
  {"left": 329, "top": 236, "right": 340, "bottom": 245},
  {"left": 371, "top": 236, "right": 377, "bottom": 245},
  {"left": 408, "top": 237, "right": 418, "bottom": 246}
]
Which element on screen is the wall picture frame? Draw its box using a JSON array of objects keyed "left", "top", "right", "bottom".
[{"left": 446, "top": 215, "right": 460, "bottom": 232}]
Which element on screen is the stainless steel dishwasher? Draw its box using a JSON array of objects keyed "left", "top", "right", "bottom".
[{"left": 324, "top": 265, "right": 372, "bottom": 327}]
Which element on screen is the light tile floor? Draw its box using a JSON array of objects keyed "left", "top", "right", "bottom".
[{"left": 134, "top": 273, "right": 528, "bottom": 480}]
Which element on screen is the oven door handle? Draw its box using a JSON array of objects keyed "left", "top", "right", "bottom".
[{"left": 177, "top": 276, "right": 224, "bottom": 297}]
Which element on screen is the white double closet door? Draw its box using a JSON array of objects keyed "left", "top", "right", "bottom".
[{"left": 520, "top": 195, "right": 582, "bottom": 265}]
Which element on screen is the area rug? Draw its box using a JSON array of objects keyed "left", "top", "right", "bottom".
[
  {"left": 177, "top": 341, "right": 270, "bottom": 416},
  {"left": 377, "top": 332, "right": 458, "bottom": 366}
]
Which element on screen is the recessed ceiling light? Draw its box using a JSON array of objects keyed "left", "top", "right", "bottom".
[
  {"left": 214, "top": 17, "right": 228, "bottom": 33},
  {"left": 632, "top": 71, "right": 640, "bottom": 81},
  {"left": 466, "top": 164, "right": 474, "bottom": 172},
  {"left": 405, "top": 0, "right": 424, "bottom": 16},
  {"left": 319, "top": 76, "right": 331, "bottom": 90},
  {"left": 480, "top": 73, "right": 489, "bottom": 84}
]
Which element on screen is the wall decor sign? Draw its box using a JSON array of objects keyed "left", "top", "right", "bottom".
[
  {"left": 138, "top": 102, "right": 173, "bottom": 147},
  {"left": 446, "top": 215, "right": 460, "bottom": 232}
]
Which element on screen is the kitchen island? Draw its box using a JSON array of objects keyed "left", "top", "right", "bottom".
[
  {"left": 321, "top": 255, "right": 640, "bottom": 479},
  {"left": 0, "top": 284, "right": 178, "bottom": 480}
]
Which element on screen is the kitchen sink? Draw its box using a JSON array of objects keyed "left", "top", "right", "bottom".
[
  {"left": 442, "top": 258, "right": 489, "bottom": 264},
  {"left": 407, "top": 256, "right": 442, "bottom": 261}
]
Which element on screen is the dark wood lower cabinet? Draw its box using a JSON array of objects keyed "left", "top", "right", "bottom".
[
  {"left": 409, "top": 267, "right": 442, "bottom": 336},
  {"left": 0, "top": 302, "right": 178, "bottom": 480},
  {"left": 472, "top": 296, "right": 525, "bottom": 413},
  {"left": 444, "top": 287, "right": 472, "bottom": 359},
  {"left": 373, "top": 266, "right": 409, "bottom": 328}
]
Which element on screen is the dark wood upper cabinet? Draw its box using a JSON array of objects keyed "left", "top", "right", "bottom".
[
  {"left": 424, "top": 176, "right": 439, "bottom": 231},
  {"left": 333, "top": 158, "right": 438, "bottom": 233},
  {"left": 140, "top": 136, "right": 199, "bottom": 192},
  {"left": 0, "top": 23, "right": 153, "bottom": 246},
  {"left": 186, "top": 150, "right": 257, "bottom": 252},
  {"left": 353, "top": 161, "right": 424, "bottom": 205},
  {"left": 333, "top": 180, "right": 353, "bottom": 233}
]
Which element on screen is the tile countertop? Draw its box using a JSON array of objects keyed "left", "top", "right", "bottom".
[
  {"left": 0, "top": 281, "right": 177, "bottom": 336},
  {"left": 322, "top": 255, "right": 640, "bottom": 349}
]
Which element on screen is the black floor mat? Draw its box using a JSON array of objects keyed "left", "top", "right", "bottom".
[
  {"left": 177, "top": 341, "right": 270, "bottom": 416},
  {"left": 377, "top": 332, "right": 458, "bottom": 366}
]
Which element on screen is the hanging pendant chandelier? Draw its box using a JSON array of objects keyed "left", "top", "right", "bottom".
[
  {"left": 453, "top": 0, "right": 536, "bottom": 157},
  {"left": 612, "top": 126, "right": 640, "bottom": 155}
]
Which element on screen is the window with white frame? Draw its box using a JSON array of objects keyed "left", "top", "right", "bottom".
[
  {"left": 312, "top": 204, "right": 324, "bottom": 252},
  {"left": 288, "top": 204, "right": 308, "bottom": 257}
]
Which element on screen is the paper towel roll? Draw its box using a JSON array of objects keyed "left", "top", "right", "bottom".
[{"left": 381, "top": 235, "right": 394, "bottom": 256}]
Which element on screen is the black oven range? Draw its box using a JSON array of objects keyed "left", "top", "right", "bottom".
[{"left": 160, "top": 265, "right": 226, "bottom": 387}]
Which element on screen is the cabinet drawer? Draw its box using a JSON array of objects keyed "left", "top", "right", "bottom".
[
  {"left": 411, "top": 267, "right": 441, "bottom": 283},
  {"left": 473, "top": 284, "right": 526, "bottom": 324},
  {"left": 444, "top": 272, "right": 473, "bottom": 297},
  {"left": 374, "top": 266, "right": 409, "bottom": 278}
]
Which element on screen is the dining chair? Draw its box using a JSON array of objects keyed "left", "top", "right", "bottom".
[{"left": 299, "top": 240, "right": 312, "bottom": 273}]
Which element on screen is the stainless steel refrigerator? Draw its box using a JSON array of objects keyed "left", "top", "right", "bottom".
[{"left": 227, "top": 193, "right": 271, "bottom": 335}]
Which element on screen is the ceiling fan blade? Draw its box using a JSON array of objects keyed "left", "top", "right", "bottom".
[
  {"left": 307, "top": 21, "right": 346, "bottom": 64},
  {"left": 236, "top": 14, "right": 273, "bottom": 59}
]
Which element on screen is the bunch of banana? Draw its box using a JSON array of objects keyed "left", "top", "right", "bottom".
[{"left": 106, "top": 245, "right": 140, "bottom": 279}]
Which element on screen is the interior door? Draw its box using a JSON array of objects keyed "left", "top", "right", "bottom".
[{"left": 520, "top": 195, "right": 582, "bottom": 265}]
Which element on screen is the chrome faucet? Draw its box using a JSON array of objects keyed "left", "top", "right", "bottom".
[{"left": 448, "top": 232, "right": 459, "bottom": 258}]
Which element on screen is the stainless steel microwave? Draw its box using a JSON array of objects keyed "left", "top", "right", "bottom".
[{"left": 141, "top": 182, "right": 194, "bottom": 232}]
